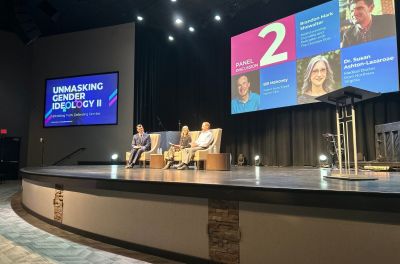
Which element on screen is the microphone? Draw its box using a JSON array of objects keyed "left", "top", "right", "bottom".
[
  {"left": 156, "top": 116, "right": 166, "bottom": 131},
  {"left": 40, "top": 137, "right": 45, "bottom": 167},
  {"left": 178, "top": 120, "right": 181, "bottom": 131}
]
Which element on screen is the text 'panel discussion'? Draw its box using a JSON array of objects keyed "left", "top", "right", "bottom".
[{"left": 1, "top": 0, "right": 400, "bottom": 263}]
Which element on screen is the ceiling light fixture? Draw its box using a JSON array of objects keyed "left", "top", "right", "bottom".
[
  {"left": 168, "top": 35, "right": 174, "bottom": 41},
  {"left": 214, "top": 15, "right": 221, "bottom": 21},
  {"left": 137, "top": 16, "right": 143, "bottom": 21},
  {"left": 188, "top": 26, "right": 195, "bottom": 32},
  {"left": 175, "top": 18, "right": 183, "bottom": 25}
]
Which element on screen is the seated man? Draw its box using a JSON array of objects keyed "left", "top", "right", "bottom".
[
  {"left": 177, "top": 122, "right": 214, "bottom": 170},
  {"left": 126, "top": 124, "right": 151, "bottom": 168}
]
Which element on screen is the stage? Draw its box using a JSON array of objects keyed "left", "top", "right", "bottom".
[
  {"left": 20, "top": 165, "right": 400, "bottom": 264},
  {"left": 20, "top": 165, "right": 400, "bottom": 210}
]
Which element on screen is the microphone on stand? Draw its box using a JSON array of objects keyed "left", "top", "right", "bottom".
[
  {"left": 40, "top": 137, "right": 45, "bottom": 167},
  {"left": 156, "top": 115, "right": 166, "bottom": 131},
  {"left": 178, "top": 120, "right": 181, "bottom": 131}
]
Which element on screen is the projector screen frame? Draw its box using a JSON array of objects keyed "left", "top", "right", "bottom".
[
  {"left": 230, "top": 0, "right": 399, "bottom": 115},
  {"left": 42, "top": 71, "right": 120, "bottom": 128}
]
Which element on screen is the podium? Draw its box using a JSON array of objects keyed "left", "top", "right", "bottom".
[{"left": 316, "top": 86, "right": 379, "bottom": 180}]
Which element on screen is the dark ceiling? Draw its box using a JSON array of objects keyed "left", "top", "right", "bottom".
[{"left": 0, "top": 0, "right": 330, "bottom": 44}]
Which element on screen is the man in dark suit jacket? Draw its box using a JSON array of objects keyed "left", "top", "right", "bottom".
[
  {"left": 126, "top": 124, "right": 151, "bottom": 168},
  {"left": 342, "top": 0, "right": 396, "bottom": 48}
]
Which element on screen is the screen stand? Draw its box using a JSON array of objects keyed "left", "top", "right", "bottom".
[{"left": 316, "top": 86, "right": 380, "bottom": 181}]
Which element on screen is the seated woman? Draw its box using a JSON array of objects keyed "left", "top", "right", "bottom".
[{"left": 163, "top": 126, "right": 192, "bottom": 169}]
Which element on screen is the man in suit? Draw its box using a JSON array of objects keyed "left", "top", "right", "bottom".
[
  {"left": 342, "top": 0, "right": 396, "bottom": 48},
  {"left": 126, "top": 124, "right": 151, "bottom": 168}
]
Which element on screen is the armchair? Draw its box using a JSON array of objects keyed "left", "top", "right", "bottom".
[
  {"left": 193, "top": 128, "right": 222, "bottom": 169},
  {"left": 125, "top": 133, "right": 161, "bottom": 167}
]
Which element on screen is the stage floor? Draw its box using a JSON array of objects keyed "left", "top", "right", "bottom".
[{"left": 20, "top": 165, "right": 400, "bottom": 195}]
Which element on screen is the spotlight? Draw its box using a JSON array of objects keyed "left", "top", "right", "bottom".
[
  {"left": 214, "top": 15, "right": 221, "bottom": 21},
  {"left": 137, "top": 16, "right": 143, "bottom": 22},
  {"left": 319, "top": 154, "right": 329, "bottom": 168},
  {"left": 188, "top": 26, "right": 195, "bottom": 32},
  {"left": 237, "top": 154, "right": 245, "bottom": 166},
  {"left": 111, "top": 153, "right": 119, "bottom": 165},
  {"left": 168, "top": 35, "right": 174, "bottom": 41},
  {"left": 171, "top": 0, "right": 177, "bottom": 2},
  {"left": 254, "top": 155, "right": 262, "bottom": 166},
  {"left": 175, "top": 18, "right": 183, "bottom": 25}
]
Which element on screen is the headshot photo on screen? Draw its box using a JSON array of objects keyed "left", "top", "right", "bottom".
[
  {"left": 297, "top": 51, "right": 342, "bottom": 105},
  {"left": 231, "top": 71, "right": 260, "bottom": 114},
  {"left": 340, "top": 0, "right": 396, "bottom": 48}
]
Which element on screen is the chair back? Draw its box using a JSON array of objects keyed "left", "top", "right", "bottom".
[
  {"left": 149, "top": 133, "right": 161, "bottom": 152},
  {"left": 209, "top": 128, "right": 222, "bottom": 153},
  {"left": 189, "top": 131, "right": 200, "bottom": 143}
]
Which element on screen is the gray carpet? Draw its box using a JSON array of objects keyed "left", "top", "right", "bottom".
[{"left": 0, "top": 181, "right": 179, "bottom": 264}]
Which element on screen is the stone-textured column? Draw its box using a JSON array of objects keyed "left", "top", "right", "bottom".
[
  {"left": 208, "top": 199, "right": 240, "bottom": 264},
  {"left": 53, "top": 184, "right": 64, "bottom": 223}
]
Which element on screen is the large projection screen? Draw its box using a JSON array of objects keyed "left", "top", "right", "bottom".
[
  {"left": 231, "top": 0, "right": 398, "bottom": 114},
  {"left": 44, "top": 72, "right": 119, "bottom": 127}
]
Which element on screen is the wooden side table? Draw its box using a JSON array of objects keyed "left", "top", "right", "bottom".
[
  {"left": 150, "top": 154, "right": 165, "bottom": 169},
  {"left": 206, "top": 153, "right": 231, "bottom": 171}
]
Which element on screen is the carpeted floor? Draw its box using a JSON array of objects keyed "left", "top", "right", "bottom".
[{"left": 0, "top": 181, "right": 180, "bottom": 264}]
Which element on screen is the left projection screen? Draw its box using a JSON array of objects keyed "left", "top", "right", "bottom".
[{"left": 44, "top": 72, "right": 119, "bottom": 127}]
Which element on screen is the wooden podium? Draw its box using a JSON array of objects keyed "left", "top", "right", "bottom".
[{"left": 316, "top": 86, "right": 379, "bottom": 180}]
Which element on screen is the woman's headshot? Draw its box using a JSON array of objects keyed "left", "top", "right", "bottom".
[
  {"left": 302, "top": 55, "right": 334, "bottom": 96},
  {"left": 297, "top": 53, "right": 340, "bottom": 104}
]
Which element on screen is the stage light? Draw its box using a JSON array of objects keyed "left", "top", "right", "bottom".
[
  {"left": 237, "top": 154, "right": 245, "bottom": 166},
  {"left": 319, "top": 154, "right": 329, "bottom": 168},
  {"left": 171, "top": 0, "right": 177, "bottom": 2},
  {"left": 188, "top": 26, "right": 195, "bottom": 32},
  {"left": 168, "top": 35, "right": 174, "bottom": 41},
  {"left": 214, "top": 15, "right": 221, "bottom": 22},
  {"left": 254, "top": 155, "right": 262, "bottom": 166},
  {"left": 175, "top": 18, "right": 183, "bottom": 25},
  {"left": 137, "top": 16, "right": 143, "bottom": 22},
  {"left": 110, "top": 153, "right": 119, "bottom": 165}
]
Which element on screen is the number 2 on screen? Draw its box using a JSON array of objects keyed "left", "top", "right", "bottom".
[{"left": 258, "top": 22, "right": 288, "bottom": 66}]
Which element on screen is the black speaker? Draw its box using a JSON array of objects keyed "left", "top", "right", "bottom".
[
  {"left": 38, "top": 0, "right": 60, "bottom": 22},
  {"left": 13, "top": 0, "right": 41, "bottom": 45}
]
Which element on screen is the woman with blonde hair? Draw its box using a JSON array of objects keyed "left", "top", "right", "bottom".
[{"left": 163, "top": 125, "right": 192, "bottom": 169}]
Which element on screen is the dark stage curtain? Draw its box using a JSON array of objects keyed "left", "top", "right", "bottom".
[{"left": 134, "top": 16, "right": 400, "bottom": 167}]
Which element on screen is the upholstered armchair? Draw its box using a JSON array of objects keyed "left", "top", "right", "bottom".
[
  {"left": 125, "top": 133, "right": 161, "bottom": 167},
  {"left": 163, "top": 131, "right": 199, "bottom": 162},
  {"left": 193, "top": 128, "right": 222, "bottom": 168}
]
